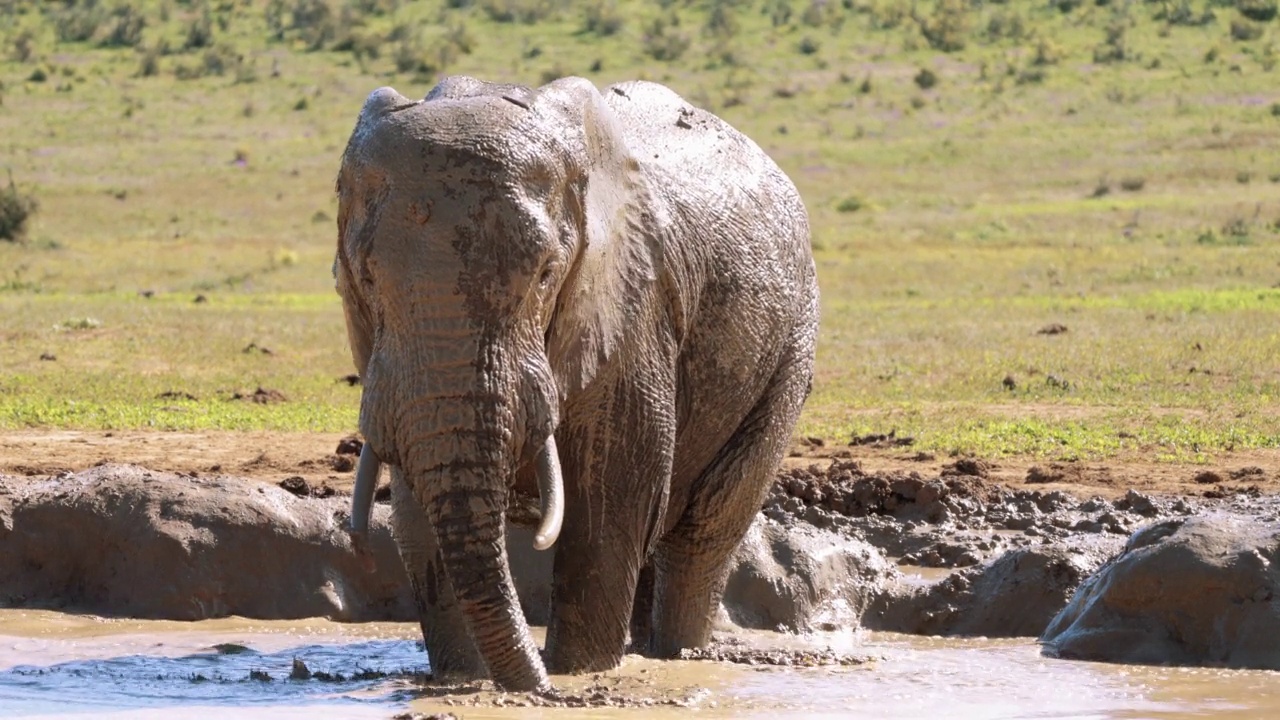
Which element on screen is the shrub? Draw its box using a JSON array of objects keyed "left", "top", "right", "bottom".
[
  {"left": 914, "top": 66, "right": 938, "bottom": 89},
  {"left": 184, "top": 6, "right": 214, "bottom": 50},
  {"left": 798, "top": 35, "right": 820, "bottom": 54},
  {"left": 915, "top": 0, "right": 969, "bottom": 53},
  {"left": 100, "top": 3, "right": 146, "bottom": 48},
  {"left": 583, "top": 0, "right": 624, "bottom": 36},
  {"left": 643, "top": 16, "right": 690, "bottom": 61},
  {"left": 0, "top": 174, "right": 38, "bottom": 243},
  {"left": 768, "top": 0, "right": 794, "bottom": 27},
  {"left": 706, "top": 0, "right": 740, "bottom": 39},
  {"left": 1230, "top": 18, "right": 1264, "bottom": 42},
  {"left": 136, "top": 43, "right": 162, "bottom": 76},
  {"left": 1033, "top": 36, "right": 1064, "bottom": 65},
  {"left": 55, "top": 1, "right": 105, "bottom": 43},
  {"left": 1238, "top": 0, "right": 1277, "bottom": 22},
  {"left": 481, "top": 0, "right": 553, "bottom": 24},
  {"left": 1119, "top": 176, "right": 1146, "bottom": 192},
  {"left": 1092, "top": 17, "right": 1129, "bottom": 63},
  {"left": 11, "top": 29, "right": 37, "bottom": 62}
]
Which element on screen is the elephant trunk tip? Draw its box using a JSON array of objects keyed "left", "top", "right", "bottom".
[{"left": 533, "top": 434, "right": 564, "bottom": 551}]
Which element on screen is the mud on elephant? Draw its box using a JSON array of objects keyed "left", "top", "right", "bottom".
[{"left": 333, "top": 74, "right": 819, "bottom": 692}]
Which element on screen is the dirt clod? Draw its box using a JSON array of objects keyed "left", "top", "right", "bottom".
[
  {"left": 1194, "top": 470, "right": 1225, "bottom": 485},
  {"left": 232, "top": 387, "right": 287, "bottom": 404},
  {"left": 279, "top": 476, "right": 310, "bottom": 497},
  {"left": 849, "top": 430, "right": 914, "bottom": 447},
  {"left": 335, "top": 436, "right": 363, "bottom": 455},
  {"left": 1037, "top": 323, "right": 1069, "bottom": 335},
  {"left": 38, "top": 352, "right": 56, "bottom": 361}
]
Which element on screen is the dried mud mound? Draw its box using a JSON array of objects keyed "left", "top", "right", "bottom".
[
  {"left": 0, "top": 465, "right": 412, "bottom": 620},
  {"left": 1042, "top": 513, "right": 1280, "bottom": 670}
]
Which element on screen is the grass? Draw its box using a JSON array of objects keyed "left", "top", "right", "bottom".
[{"left": 1, "top": 0, "right": 1279, "bottom": 463}]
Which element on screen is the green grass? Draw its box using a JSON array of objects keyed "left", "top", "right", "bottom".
[{"left": 2, "top": 0, "right": 1280, "bottom": 461}]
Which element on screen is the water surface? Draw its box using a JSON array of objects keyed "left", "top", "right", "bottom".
[{"left": 3, "top": 610, "right": 1279, "bottom": 719}]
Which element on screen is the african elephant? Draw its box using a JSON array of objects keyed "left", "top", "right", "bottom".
[{"left": 334, "top": 74, "right": 818, "bottom": 692}]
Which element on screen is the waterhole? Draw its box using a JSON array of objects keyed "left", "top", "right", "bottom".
[{"left": 3, "top": 610, "right": 1280, "bottom": 719}]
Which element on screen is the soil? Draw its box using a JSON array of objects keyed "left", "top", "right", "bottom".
[{"left": 5, "top": 429, "right": 1279, "bottom": 499}]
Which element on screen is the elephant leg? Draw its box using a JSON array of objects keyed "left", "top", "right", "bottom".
[
  {"left": 627, "top": 561, "right": 655, "bottom": 653},
  {"left": 388, "top": 468, "right": 487, "bottom": 681},
  {"left": 650, "top": 351, "right": 812, "bottom": 657},
  {"left": 544, "top": 373, "right": 675, "bottom": 674}
]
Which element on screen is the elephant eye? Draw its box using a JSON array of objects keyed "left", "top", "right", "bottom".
[{"left": 538, "top": 267, "right": 554, "bottom": 288}]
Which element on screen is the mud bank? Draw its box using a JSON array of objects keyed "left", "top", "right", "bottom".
[{"left": 2, "top": 460, "right": 1278, "bottom": 665}]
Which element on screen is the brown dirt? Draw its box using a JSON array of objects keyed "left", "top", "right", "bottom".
[{"left": 2, "top": 429, "right": 1278, "bottom": 500}]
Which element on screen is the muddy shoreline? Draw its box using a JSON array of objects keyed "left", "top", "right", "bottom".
[{"left": 2, "top": 440, "right": 1280, "bottom": 712}]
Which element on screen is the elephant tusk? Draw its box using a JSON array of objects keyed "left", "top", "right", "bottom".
[
  {"left": 345, "top": 440, "right": 378, "bottom": 545},
  {"left": 532, "top": 435, "right": 564, "bottom": 551}
]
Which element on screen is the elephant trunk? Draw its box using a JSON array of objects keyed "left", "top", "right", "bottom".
[
  {"left": 402, "top": 400, "right": 548, "bottom": 690},
  {"left": 367, "top": 333, "right": 549, "bottom": 693}
]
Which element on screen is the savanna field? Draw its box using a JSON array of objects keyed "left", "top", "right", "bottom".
[{"left": 1, "top": 0, "right": 1279, "bottom": 463}]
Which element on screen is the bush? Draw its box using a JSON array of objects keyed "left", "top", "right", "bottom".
[
  {"left": 914, "top": 66, "right": 938, "bottom": 89},
  {"left": 798, "top": 35, "right": 820, "bottom": 54},
  {"left": 915, "top": 0, "right": 969, "bottom": 53},
  {"left": 643, "top": 16, "right": 690, "bottom": 61},
  {"left": 184, "top": 6, "right": 214, "bottom": 50},
  {"left": 100, "top": 3, "right": 146, "bottom": 48},
  {"left": 11, "top": 29, "right": 37, "bottom": 62},
  {"left": 1238, "top": 0, "right": 1277, "bottom": 22},
  {"left": 0, "top": 174, "right": 38, "bottom": 243},
  {"left": 56, "top": 1, "right": 105, "bottom": 43},
  {"left": 583, "top": 0, "right": 624, "bottom": 36},
  {"left": 706, "top": 0, "right": 740, "bottom": 39},
  {"left": 1231, "top": 18, "right": 1264, "bottom": 42},
  {"left": 481, "top": 0, "right": 554, "bottom": 24}
]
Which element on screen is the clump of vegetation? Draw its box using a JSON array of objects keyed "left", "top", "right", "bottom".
[
  {"left": 1238, "top": 0, "right": 1278, "bottom": 22},
  {"left": 582, "top": 0, "right": 624, "bottom": 36},
  {"left": 1230, "top": 18, "right": 1264, "bottom": 42},
  {"left": 914, "top": 0, "right": 969, "bottom": 52},
  {"left": 835, "top": 195, "right": 866, "bottom": 213},
  {"left": 0, "top": 174, "right": 39, "bottom": 243},
  {"left": 914, "top": 67, "right": 938, "bottom": 90},
  {"left": 1093, "top": 15, "right": 1131, "bottom": 64},
  {"left": 643, "top": 15, "right": 690, "bottom": 61}
]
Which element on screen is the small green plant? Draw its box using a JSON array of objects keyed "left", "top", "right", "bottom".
[
  {"left": 914, "top": 67, "right": 938, "bottom": 89},
  {"left": 835, "top": 195, "right": 865, "bottom": 213},
  {"left": 798, "top": 35, "right": 820, "bottom": 54},
  {"left": 0, "top": 174, "right": 39, "bottom": 243}
]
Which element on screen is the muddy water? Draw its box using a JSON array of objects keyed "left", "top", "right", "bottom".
[{"left": 3, "top": 611, "right": 1280, "bottom": 719}]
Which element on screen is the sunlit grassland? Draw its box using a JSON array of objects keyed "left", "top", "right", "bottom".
[{"left": 1, "top": 0, "right": 1279, "bottom": 461}]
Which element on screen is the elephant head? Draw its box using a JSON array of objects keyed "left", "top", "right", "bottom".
[{"left": 334, "top": 77, "right": 660, "bottom": 691}]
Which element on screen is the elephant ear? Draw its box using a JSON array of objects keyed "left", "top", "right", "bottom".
[{"left": 534, "top": 77, "right": 664, "bottom": 399}]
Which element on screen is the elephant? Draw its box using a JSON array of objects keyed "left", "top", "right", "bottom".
[{"left": 333, "top": 74, "right": 818, "bottom": 693}]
